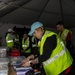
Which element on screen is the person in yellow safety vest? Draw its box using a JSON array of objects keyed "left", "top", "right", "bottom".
[
  {"left": 22, "top": 22, "right": 73, "bottom": 75},
  {"left": 6, "top": 28, "right": 15, "bottom": 48},
  {"left": 21, "top": 32, "right": 31, "bottom": 57},
  {"left": 56, "top": 21, "right": 74, "bottom": 57},
  {"left": 6, "top": 28, "right": 15, "bottom": 55}
]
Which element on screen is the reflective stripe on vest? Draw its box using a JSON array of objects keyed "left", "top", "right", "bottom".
[
  {"left": 7, "top": 40, "right": 13, "bottom": 43},
  {"left": 58, "top": 29, "right": 72, "bottom": 45},
  {"left": 43, "top": 49, "right": 66, "bottom": 66},
  {"left": 32, "top": 44, "right": 37, "bottom": 47},
  {"left": 22, "top": 38, "right": 29, "bottom": 48},
  {"left": 43, "top": 41, "right": 66, "bottom": 66},
  {"left": 22, "top": 37, "right": 31, "bottom": 53},
  {"left": 15, "top": 39, "right": 19, "bottom": 41},
  {"left": 22, "top": 45, "right": 28, "bottom": 47}
]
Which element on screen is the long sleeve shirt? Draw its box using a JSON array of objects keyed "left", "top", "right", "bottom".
[{"left": 38, "top": 35, "right": 57, "bottom": 63}]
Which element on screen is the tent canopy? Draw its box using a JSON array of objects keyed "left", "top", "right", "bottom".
[{"left": 0, "top": 0, "right": 75, "bottom": 28}]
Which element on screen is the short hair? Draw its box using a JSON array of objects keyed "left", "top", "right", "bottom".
[{"left": 56, "top": 21, "right": 64, "bottom": 26}]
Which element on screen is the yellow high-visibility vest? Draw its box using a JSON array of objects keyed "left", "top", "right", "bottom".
[
  {"left": 58, "top": 29, "right": 72, "bottom": 45},
  {"left": 22, "top": 37, "right": 31, "bottom": 53},
  {"left": 6, "top": 33, "right": 14, "bottom": 48},
  {"left": 39, "top": 30, "right": 73, "bottom": 75}
]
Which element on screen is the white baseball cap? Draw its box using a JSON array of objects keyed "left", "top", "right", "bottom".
[{"left": 8, "top": 29, "right": 13, "bottom": 32}]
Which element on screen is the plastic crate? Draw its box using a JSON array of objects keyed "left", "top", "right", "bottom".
[
  {"left": 0, "top": 47, "right": 7, "bottom": 58},
  {"left": 9, "top": 56, "right": 26, "bottom": 65},
  {"left": 0, "top": 63, "right": 8, "bottom": 75},
  {"left": 0, "top": 58, "right": 9, "bottom": 65}
]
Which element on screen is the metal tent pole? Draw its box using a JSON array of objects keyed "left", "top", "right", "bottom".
[{"left": 36, "top": 0, "right": 49, "bottom": 21}]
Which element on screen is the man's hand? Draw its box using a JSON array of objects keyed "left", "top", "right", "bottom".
[
  {"left": 28, "top": 54, "right": 34, "bottom": 59},
  {"left": 22, "top": 61, "right": 31, "bottom": 67},
  {"left": 21, "top": 54, "right": 34, "bottom": 64},
  {"left": 22, "top": 58, "right": 29, "bottom": 64}
]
